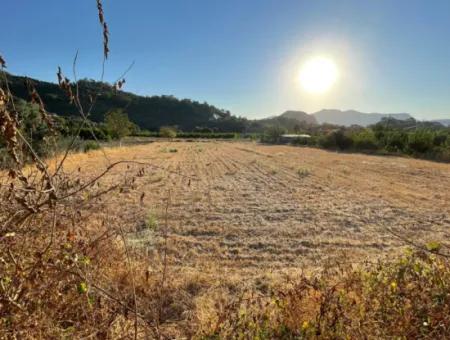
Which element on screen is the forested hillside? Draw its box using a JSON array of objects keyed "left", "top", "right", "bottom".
[{"left": 6, "top": 73, "right": 247, "bottom": 132}]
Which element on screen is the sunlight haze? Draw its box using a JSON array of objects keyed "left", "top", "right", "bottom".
[
  {"left": 1, "top": 2, "right": 450, "bottom": 338},
  {"left": 3, "top": 0, "right": 450, "bottom": 120},
  {"left": 298, "top": 57, "right": 339, "bottom": 94}
]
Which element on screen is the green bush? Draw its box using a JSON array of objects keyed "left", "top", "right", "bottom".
[
  {"left": 261, "top": 126, "right": 286, "bottom": 144},
  {"left": 385, "top": 131, "right": 408, "bottom": 152},
  {"left": 159, "top": 126, "right": 177, "bottom": 138},
  {"left": 433, "top": 133, "right": 448, "bottom": 147},
  {"left": 83, "top": 141, "right": 101, "bottom": 153},
  {"left": 407, "top": 130, "right": 434, "bottom": 154},
  {"left": 78, "top": 127, "right": 109, "bottom": 141},
  {"left": 319, "top": 129, "right": 353, "bottom": 150},
  {"left": 352, "top": 129, "right": 378, "bottom": 150}
]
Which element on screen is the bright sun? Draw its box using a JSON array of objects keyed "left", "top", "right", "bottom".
[{"left": 298, "top": 57, "right": 338, "bottom": 94}]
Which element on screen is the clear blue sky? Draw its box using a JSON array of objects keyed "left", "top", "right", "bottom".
[{"left": 3, "top": 0, "right": 450, "bottom": 119}]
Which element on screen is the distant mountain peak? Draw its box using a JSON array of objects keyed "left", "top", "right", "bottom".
[
  {"left": 431, "top": 119, "right": 450, "bottom": 127},
  {"left": 313, "top": 109, "right": 413, "bottom": 126},
  {"left": 279, "top": 110, "right": 317, "bottom": 125}
]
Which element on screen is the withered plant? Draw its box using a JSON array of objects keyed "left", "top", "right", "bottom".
[
  {"left": 0, "top": 2, "right": 169, "bottom": 338},
  {"left": 2, "top": 2, "right": 449, "bottom": 340}
]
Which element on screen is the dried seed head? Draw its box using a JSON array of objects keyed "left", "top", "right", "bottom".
[
  {"left": 96, "top": 0, "right": 109, "bottom": 60},
  {"left": 57, "top": 66, "right": 63, "bottom": 84},
  {"left": 0, "top": 54, "right": 6, "bottom": 68},
  {"left": 96, "top": 0, "right": 105, "bottom": 24},
  {"left": 0, "top": 88, "right": 20, "bottom": 164},
  {"left": 113, "top": 78, "right": 126, "bottom": 92},
  {"left": 103, "top": 22, "right": 110, "bottom": 59},
  {"left": 56, "top": 67, "right": 74, "bottom": 103}
]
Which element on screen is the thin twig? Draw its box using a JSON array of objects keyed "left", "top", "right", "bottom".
[
  {"left": 386, "top": 227, "right": 450, "bottom": 258},
  {"left": 157, "top": 190, "right": 171, "bottom": 330},
  {"left": 118, "top": 226, "right": 139, "bottom": 340}
]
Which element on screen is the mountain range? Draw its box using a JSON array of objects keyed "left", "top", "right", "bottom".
[
  {"left": 278, "top": 110, "right": 318, "bottom": 125},
  {"left": 273, "top": 109, "right": 415, "bottom": 127},
  {"left": 4, "top": 73, "right": 448, "bottom": 130},
  {"left": 312, "top": 109, "right": 413, "bottom": 126},
  {"left": 431, "top": 119, "right": 450, "bottom": 127}
]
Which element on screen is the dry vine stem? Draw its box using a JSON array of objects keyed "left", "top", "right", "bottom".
[
  {"left": 0, "top": 1, "right": 161, "bottom": 338},
  {"left": 3, "top": 2, "right": 450, "bottom": 339},
  {"left": 1, "top": 0, "right": 202, "bottom": 336}
]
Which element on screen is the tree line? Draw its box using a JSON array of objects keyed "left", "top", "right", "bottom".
[
  {"left": 263, "top": 117, "right": 450, "bottom": 162},
  {"left": 2, "top": 73, "right": 449, "bottom": 163}
]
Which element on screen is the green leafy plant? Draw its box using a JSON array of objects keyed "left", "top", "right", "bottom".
[
  {"left": 426, "top": 241, "right": 441, "bottom": 253},
  {"left": 297, "top": 168, "right": 311, "bottom": 178},
  {"left": 145, "top": 211, "right": 158, "bottom": 230},
  {"left": 77, "top": 282, "right": 88, "bottom": 294}
]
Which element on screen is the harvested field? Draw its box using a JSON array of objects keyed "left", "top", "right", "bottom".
[
  {"left": 64, "top": 140, "right": 450, "bottom": 277},
  {"left": 3, "top": 140, "right": 450, "bottom": 337}
]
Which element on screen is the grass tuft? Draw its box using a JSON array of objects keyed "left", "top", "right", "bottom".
[
  {"left": 145, "top": 211, "right": 158, "bottom": 230},
  {"left": 297, "top": 167, "right": 311, "bottom": 178}
]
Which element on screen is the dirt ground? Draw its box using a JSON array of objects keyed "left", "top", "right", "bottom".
[{"left": 61, "top": 140, "right": 450, "bottom": 279}]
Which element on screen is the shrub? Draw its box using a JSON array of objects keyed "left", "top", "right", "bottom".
[
  {"left": 385, "top": 131, "right": 408, "bottom": 152},
  {"left": 319, "top": 129, "right": 353, "bottom": 150},
  {"left": 433, "top": 133, "right": 448, "bottom": 147},
  {"left": 352, "top": 129, "right": 378, "bottom": 150},
  {"left": 83, "top": 141, "right": 101, "bottom": 153},
  {"left": 407, "top": 130, "right": 434, "bottom": 154},
  {"left": 261, "top": 126, "right": 286, "bottom": 143},
  {"left": 334, "top": 129, "right": 354, "bottom": 150},
  {"left": 202, "top": 250, "right": 450, "bottom": 339},
  {"left": 160, "top": 126, "right": 177, "bottom": 138},
  {"left": 79, "top": 126, "right": 109, "bottom": 141}
]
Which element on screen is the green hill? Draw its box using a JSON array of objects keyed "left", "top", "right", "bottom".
[{"left": 6, "top": 73, "right": 247, "bottom": 132}]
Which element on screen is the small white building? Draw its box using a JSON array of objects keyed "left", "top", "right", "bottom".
[{"left": 280, "top": 134, "right": 311, "bottom": 144}]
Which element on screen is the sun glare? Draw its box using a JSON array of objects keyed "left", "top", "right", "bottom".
[{"left": 298, "top": 57, "right": 338, "bottom": 94}]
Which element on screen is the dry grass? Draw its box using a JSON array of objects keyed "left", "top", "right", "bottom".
[
  {"left": 37, "top": 140, "right": 447, "bottom": 337},
  {"left": 2, "top": 139, "right": 449, "bottom": 338},
  {"left": 69, "top": 141, "right": 450, "bottom": 269},
  {"left": 202, "top": 249, "right": 450, "bottom": 338},
  {"left": 3, "top": 2, "right": 448, "bottom": 335}
]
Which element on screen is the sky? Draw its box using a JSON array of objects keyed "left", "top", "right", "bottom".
[{"left": 2, "top": 0, "right": 450, "bottom": 120}]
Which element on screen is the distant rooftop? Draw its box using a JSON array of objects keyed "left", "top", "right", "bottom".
[{"left": 281, "top": 134, "right": 311, "bottom": 138}]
